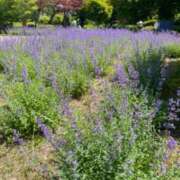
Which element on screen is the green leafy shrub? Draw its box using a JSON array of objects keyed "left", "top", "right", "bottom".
[
  {"left": 78, "top": 0, "right": 112, "bottom": 26},
  {"left": 130, "top": 47, "right": 164, "bottom": 95},
  {"left": 52, "top": 14, "right": 63, "bottom": 25},
  {"left": 142, "top": 25, "right": 154, "bottom": 31},
  {"left": 164, "top": 44, "right": 180, "bottom": 58},
  {"left": 143, "top": 19, "right": 156, "bottom": 27},
  {"left": 84, "top": 20, "right": 97, "bottom": 29},
  {"left": 0, "top": 80, "right": 59, "bottom": 139},
  {"left": 0, "top": 51, "right": 36, "bottom": 81},
  {"left": 56, "top": 68, "right": 89, "bottom": 99},
  {"left": 39, "top": 15, "right": 50, "bottom": 24},
  {"left": 175, "top": 13, "right": 180, "bottom": 25},
  {"left": 111, "top": 24, "right": 139, "bottom": 31},
  {"left": 27, "top": 22, "right": 35, "bottom": 27},
  {"left": 174, "top": 25, "right": 180, "bottom": 32},
  {"left": 54, "top": 87, "right": 164, "bottom": 179}
]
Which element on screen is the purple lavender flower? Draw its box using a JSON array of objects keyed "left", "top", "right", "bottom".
[
  {"left": 167, "top": 137, "right": 177, "bottom": 150},
  {"left": 128, "top": 64, "right": 140, "bottom": 88},
  {"left": 168, "top": 95, "right": 180, "bottom": 122},
  {"left": 35, "top": 117, "right": 66, "bottom": 150},
  {"left": 157, "top": 64, "right": 168, "bottom": 91},
  {"left": 13, "top": 129, "right": 24, "bottom": 145},
  {"left": 35, "top": 117, "right": 53, "bottom": 142},
  {"left": 93, "top": 119, "right": 103, "bottom": 133},
  {"left": 94, "top": 67, "right": 102, "bottom": 77},
  {"left": 113, "top": 64, "right": 129, "bottom": 87},
  {"left": 155, "top": 99, "right": 162, "bottom": 112},
  {"left": 62, "top": 100, "right": 73, "bottom": 118},
  {"left": 50, "top": 74, "right": 62, "bottom": 97},
  {"left": 22, "top": 66, "right": 28, "bottom": 84}
]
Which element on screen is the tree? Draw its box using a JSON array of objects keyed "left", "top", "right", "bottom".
[
  {"left": 156, "top": 0, "right": 180, "bottom": 20},
  {"left": 37, "top": 0, "right": 83, "bottom": 26},
  {"left": 77, "top": 0, "right": 112, "bottom": 27},
  {"left": 110, "top": 0, "right": 180, "bottom": 25},
  {"left": 110, "top": 0, "right": 156, "bottom": 24},
  {"left": 0, "top": 0, "right": 16, "bottom": 33},
  {"left": 55, "top": 0, "right": 83, "bottom": 26},
  {"left": 14, "top": 0, "right": 38, "bottom": 26}
]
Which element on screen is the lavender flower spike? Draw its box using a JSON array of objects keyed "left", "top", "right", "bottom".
[
  {"left": 35, "top": 117, "right": 53, "bottom": 142},
  {"left": 167, "top": 137, "right": 177, "bottom": 150},
  {"left": 114, "top": 64, "right": 129, "bottom": 87},
  {"left": 13, "top": 129, "right": 24, "bottom": 145},
  {"left": 22, "top": 65, "right": 29, "bottom": 84}
]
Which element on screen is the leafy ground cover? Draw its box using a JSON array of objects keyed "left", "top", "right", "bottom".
[{"left": 0, "top": 28, "right": 179, "bottom": 179}]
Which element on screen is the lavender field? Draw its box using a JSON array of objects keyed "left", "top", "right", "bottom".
[{"left": 0, "top": 28, "right": 179, "bottom": 179}]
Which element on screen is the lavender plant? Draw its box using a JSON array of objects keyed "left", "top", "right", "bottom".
[
  {"left": 39, "top": 86, "right": 165, "bottom": 179},
  {"left": 0, "top": 80, "right": 60, "bottom": 139},
  {"left": 0, "top": 28, "right": 179, "bottom": 179}
]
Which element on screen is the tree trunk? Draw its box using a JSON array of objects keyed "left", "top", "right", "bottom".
[
  {"left": 62, "top": 11, "right": 71, "bottom": 27},
  {"left": 49, "top": 10, "right": 57, "bottom": 24},
  {"left": 34, "top": 9, "right": 41, "bottom": 28}
]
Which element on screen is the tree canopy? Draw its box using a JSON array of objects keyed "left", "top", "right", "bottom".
[{"left": 0, "top": 0, "right": 180, "bottom": 29}]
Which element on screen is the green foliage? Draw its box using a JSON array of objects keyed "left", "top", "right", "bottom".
[
  {"left": 78, "top": 0, "right": 112, "bottom": 26},
  {"left": 56, "top": 87, "right": 164, "bottom": 179},
  {"left": 14, "top": 0, "right": 38, "bottom": 25},
  {"left": 143, "top": 19, "right": 157, "bottom": 26},
  {"left": 111, "top": 23, "right": 139, "bottom": 31},
  {"left": 174, "top": 25, "right": 180, "bottom": 32},
  {"left": 164, "top": 44, "right": 180, "bottom": 58},
  {"left": 39, "top": 15, "right": 50, "bottom": 24},
  {"left": 0, "top": 51, "right": 36, "bottom": 81},
  {"left": 27, "top": 22, "right": 36, "bottom": 27},
  {"left": 157, "top": 0, "right": 179, "bottom": 20},
  {"left": 0, "top": 0, "right": 15, "bottom": 23},
  {"left": 0, "top": 80, "right": 59, "bottom": 139},
  {"left": 52, "top": 14, "right": 63, "bottom": 25},
  {"left": 110, "top": 0, "right": 180, "bottom": 25},
  {"left": 130, "top": 46, "right": 164, "bottom": 95},
  {"left": 142, "top": 25, "right": 155, "bottom": 31},
  {"left": 56, "top": 68, "right": 89, "bottom": 99},
  {"left": 161, "top": 59, "right": 180, "bottom": 99},
  {"left": 175, "top": 13, "right": 180, "bottom": 25},
  {"left": 0, "top": 0, "right": 15, "bottom": 33},
  {"left": 110, "top": 0, "right": 156, "bottom": 24}
]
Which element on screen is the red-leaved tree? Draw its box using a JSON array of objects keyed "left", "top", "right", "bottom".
[
  {"left": 37, "top": 0, "right": 83, "bottom": 26},
  {"left": 55, "top": 0, "right": 83, "bottom": 11},
  {"left": 56, "top": 0, "right": 83, "bottom": 26}
]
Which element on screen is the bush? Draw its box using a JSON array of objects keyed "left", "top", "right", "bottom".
[
  {"left": 52, "top": 14, "right": 63, "bottom": 25},
  {"left": 164, "top": 44, "right": 180, "bottom": 58},
  {"left": 174, "top": 25, "right": 180, "bottom": 32},
  {"left": 143, "top": 19, "right": 157, "bottom": 27},
  {"left": 130, "top": 47, "right": 164, "bottom": 95},
  {"left": 84, "top": 20, "right": 97, "bottom": 29},
  {"left": 27, "top": 22, "right": 36, "bottom": 27},
  {"left": 175, "top": 13, "right": 180, "bottom": 25},
  {"left": 39, "top": 15, "right": 50, "bottom": 24},
  {"left": 56, "top": 68, "right": 90, "bottom": 99},
  {"left": 54, "top": 87, "right": 164, "bottom": 179},
  {"left": 111, "top": 23, "right": 139, "bottom": 31},
  {"left": 78, "top": 0, "right": 112, "bottom": 26},
  {"left": 142, "top": 25, "right": 154, "bottom": 31},
  {"left": 0, "top": 52, "right": 36, "bottom": 81},
  {"left": 0, "top": 80, "right": 59, "bottom": 140}
]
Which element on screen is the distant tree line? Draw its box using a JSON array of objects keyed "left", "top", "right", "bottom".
[{"left": 0, "top": 0, "right": 180, "bottom": 32}]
